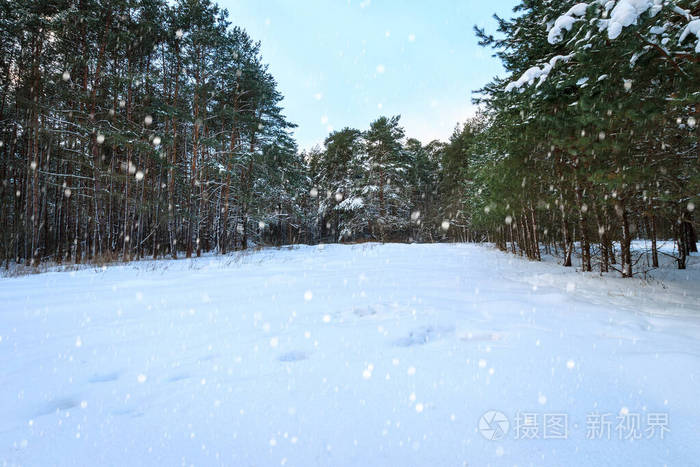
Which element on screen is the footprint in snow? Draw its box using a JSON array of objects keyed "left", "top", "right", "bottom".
[
  {"left": 166, "top": 373, "right": 190, "bottom": 383},
  {"left": 458, "top": 332, "right": 504, "bottom": 342},
  {"left": 112, "top": 407, "right": 145, "bottom": 418},
  {"left": 278, "top": 351, "right": 309, "bottom": 362},
  {"left": 353, "top": 306, "right": 378, "bottom": 318},
  {"left": 88, "top": 371, "right": 120, "bottom": 383},
  {"left": 394, "top": 325, "right": 455, "bottom": 347},
  {"left": 34, "top": 396, "right": 79, "bottom": 417}
]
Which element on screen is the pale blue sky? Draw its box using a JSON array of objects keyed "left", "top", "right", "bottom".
[{"left": 219, "top": 0, "right": 518, "bottom": 149}]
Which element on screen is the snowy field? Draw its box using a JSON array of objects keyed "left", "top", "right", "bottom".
[{"left": 1, "top": 243, "right": 700, "bottom": 466}]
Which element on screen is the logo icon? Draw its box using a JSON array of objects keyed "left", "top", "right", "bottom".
[{"left": 479, "top": 410, "right": 510, "bottom": 440}]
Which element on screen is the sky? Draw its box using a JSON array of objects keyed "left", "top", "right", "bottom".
[{"left": 219, "top": 0, "right": 519, "bottom": 150}]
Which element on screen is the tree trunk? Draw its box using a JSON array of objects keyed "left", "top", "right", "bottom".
[
  {"left": 648, "top": 214, "right": 659, "bottom": 268},
  {"left": 530, "top": 204, "right": 541, "bottom": 261},
  {"left": 617, "top": 200, "right": 632, "bottom": 278},
  {"left": 168, "top": 40, "right": 181, "bottom": 260},
  {"left": 574, "top": 183, "right": 591, "bottom": 272},
  {"left": 593, "top": 204, "right": 609, "bottom": 273},
  {"left": 561, "top": 208, "right": 573, "bottom": 267}
]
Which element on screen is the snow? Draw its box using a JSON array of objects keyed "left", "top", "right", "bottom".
[
  {"left": 338, "top": 196, "right": 365, "bottom": 211},
  {"left": 1, "top": 243, "right": 700, "bottom": 465},
  {"left": 505, "top": 54, "right": 574, "bottom": 92},
  {"left": 673, "top": 5, "right": 692, "bottom": 21},
  {"left": 679, "top": 19, "right": 700, "bottom": 53},
  {"left": 547, "top": 3, "right": 589, "bottom": 44},
  {"left": 604, "top": 0, "right": 658, "bottom": 39},
  {"left": 507, "top": 0, "right": 700, "bottom": 93},
  {"left": 548, "top": 0, "right": 668, "bottom": 44}
]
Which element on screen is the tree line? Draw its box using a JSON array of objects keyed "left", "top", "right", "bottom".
[
  {"left": 461, "top": 0, "right": 699, "bottom": 276},
  {"left": 1, "top": 0, "right": 308, "bottom": 267},
  {"left": 304, "top": 116, "right": 477, "bottom": 244},
  {"left": 0, "top": 0, "right": 479, "bottom": 268}
]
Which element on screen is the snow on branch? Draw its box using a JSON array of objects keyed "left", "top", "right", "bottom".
[
  {"left": 679, "top": 20, "right": 700, "bottom": 53},
  {"left": 507, "top": 0, "right": 696, "bottom": 93},
  {"left": 548, "top": 3, "right": 590, "bottom": 44},
  {"left": 548, "top": 0, "right": 667, "bottom": 44},
  {"left": 600, "top": 0, "right": 663, "bottom": 39},
  {"left": 337, "top": 196, "right": 365, "bottom": 211},
  {"left": 505, "top": 54, "right": 574, "bottom": 92}
]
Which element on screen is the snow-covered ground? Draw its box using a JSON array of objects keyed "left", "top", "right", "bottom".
[{"left": 1, "top": 243, "right": 699, "bottom": 466}]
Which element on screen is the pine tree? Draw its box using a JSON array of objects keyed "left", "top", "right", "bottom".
[{"left": 364, "top": 116, "right": 410, "bottom": 241}]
